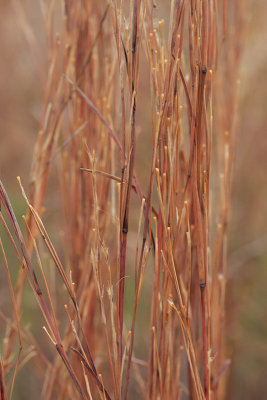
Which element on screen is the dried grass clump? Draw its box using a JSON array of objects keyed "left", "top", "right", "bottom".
[{"left": 0, "top": 1, "right": 244, "bottom": 399}]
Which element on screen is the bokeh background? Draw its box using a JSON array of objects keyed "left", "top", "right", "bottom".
[{"left": 0, "top": 1, "right": 266, "bottom": 398}]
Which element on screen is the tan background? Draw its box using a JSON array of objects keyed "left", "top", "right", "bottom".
[{"left": 0, "top": 1, "right": 266, "bottom": 398}]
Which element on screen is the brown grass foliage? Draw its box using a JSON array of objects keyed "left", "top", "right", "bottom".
[{"left": 0, "top": 1, "right": 244, "bottom": 399}]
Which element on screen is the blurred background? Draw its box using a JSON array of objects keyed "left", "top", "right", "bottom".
[{"left": 0, "top": 1, "right": 266, "bottom": 398}]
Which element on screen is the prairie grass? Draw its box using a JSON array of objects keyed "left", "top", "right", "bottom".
[{"left": 0, "top": 1, "right": 244, "bottom": 399}]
